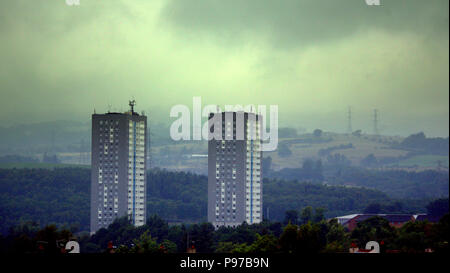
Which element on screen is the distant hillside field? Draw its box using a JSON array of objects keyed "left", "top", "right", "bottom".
[
  {"left": 391, "top": 155, "right": 449, "bottom": 168},
  {"left": 0, "top": 121, "right": 447, "bottom": 174},
  {"left": 149, "top": 132, "right": 448, "bottom": 174}
]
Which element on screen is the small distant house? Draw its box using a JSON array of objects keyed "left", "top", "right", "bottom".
[
  {"left": 414, "top": 214, "right": 441, "bottom": 223},
  {"left": 334, "top": 214, "right": 415, "bottom": 231}
]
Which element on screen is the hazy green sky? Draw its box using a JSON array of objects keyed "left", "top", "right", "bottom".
[{"left": 0, "top": 0, "right": 448, "bottom": 136}]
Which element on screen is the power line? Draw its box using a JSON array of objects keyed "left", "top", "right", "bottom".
[
  {"left": 373, "top": 109, "right": 379, "bottom": 135},
  {"left": 347, "top": 106, "right": 352, "bottom": 134}
]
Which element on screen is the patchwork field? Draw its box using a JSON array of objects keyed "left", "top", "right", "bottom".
[
  {"left": 149, "top": 133, "right": 448, "bottom": 173},
  {"left": 391, "top": 155, "right": 449, "bottom": 168},
  {"left": 8, "top": 133, "right": 445, "bottom": 174}
]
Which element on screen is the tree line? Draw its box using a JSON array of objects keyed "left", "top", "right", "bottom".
[
  {"left": 0, "top": 167, "right": 437, "bottom": 234},
  {"left": 1, "top": 206, "right": 448, "bottom": 253}
]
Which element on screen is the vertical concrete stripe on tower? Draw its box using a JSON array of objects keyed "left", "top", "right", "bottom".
[
  {"left": 250, "top": 137, "right": 253, "bottom": 224},
  {"left": 132, "top": 120, "right": 136, "bottom": 225}
]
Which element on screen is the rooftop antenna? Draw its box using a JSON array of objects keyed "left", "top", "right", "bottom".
[
  {"left": 129, "top": 100, "right": 136, "bottom": 114},
  {"left": 347, "top": 106, "right": 352, "bottom": 134}
]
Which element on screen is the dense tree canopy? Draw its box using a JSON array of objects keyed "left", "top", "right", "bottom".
[
  {"left": 1, "top": 211, "right": 449, "bottom": 253},
  {"left": 0, "top": 167, "right": 441, "bottom": 234}
]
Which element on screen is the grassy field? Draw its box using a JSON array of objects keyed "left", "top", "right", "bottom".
[
  {"left": 392, "top": 155, "right": 449, "bottom": 168},
  {"left": 18, "top": 133, "right": 443, "bottom": 174},
  {"left": 266, "top": 133, "right": 408, "bottom": 170},
  {"left": 148, "top": 133, "right": 433, "bottom": 173}
]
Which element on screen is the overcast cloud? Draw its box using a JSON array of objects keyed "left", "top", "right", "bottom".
[{"left": 0, "top": 0, "right": 448, "bottom": 136}]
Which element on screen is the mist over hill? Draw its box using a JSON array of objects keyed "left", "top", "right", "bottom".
[{"left": 0, "top": 121, "right": 448, "bottom": 172}]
